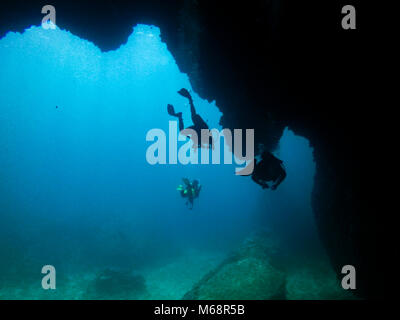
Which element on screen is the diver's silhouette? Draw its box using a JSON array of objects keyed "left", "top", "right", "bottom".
[
  {"left": 252, "top": 151, "right": 286, "bottom": 190},
  {"left": 177, "top": 178, "right": 202, "bottom": 209},
  {"left": 167, "top": 88, "right": 212, "bottom": 149}
]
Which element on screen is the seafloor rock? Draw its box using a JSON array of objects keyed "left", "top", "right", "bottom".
[
  {"left": 85, "top": 268, "right": 146, "bottom": 299},
  {"left": 182, "top": 233, "right": 286, "bottom": 300},
  {"left": 286, "top": 260, "right": 357, "bottom": 300},
  {"left": 183, "top": 232, "right": 357, "bottom": 300}
]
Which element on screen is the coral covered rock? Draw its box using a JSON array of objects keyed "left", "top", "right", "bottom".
[{"left": 183, "top": 233, "right": 286, "bottom": 300}]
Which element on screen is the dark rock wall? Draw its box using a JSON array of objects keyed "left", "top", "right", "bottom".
[
  {"left": 0, "top": 0, "right": 381, "bottom": 298},
  {"left": 175, "top": 2, "right": 380, "bottom": 299}
]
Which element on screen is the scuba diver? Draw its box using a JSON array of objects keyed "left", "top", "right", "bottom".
[
  {"left": 167, "top": 88, "right": 213, "bottom": 150},
  {"left": 251, "top": 151, "right": 286, "bottom": 190},
  {"left": 177, "top": 178, "right": 202, "bottom": 209}
]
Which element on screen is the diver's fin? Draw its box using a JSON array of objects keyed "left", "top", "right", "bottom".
[
  {"left": 167, "top": 104, "right": 176, "bottom": 116},
  {"left": 167, "top": 104, "right": 183, "bottom": 118},
  {"left": 178, "top": 88, "right": 191, "bottom": 99}
]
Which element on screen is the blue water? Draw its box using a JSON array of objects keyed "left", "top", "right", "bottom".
[{"left": 0, "top": 24, "right": 342, "bottom": 300}]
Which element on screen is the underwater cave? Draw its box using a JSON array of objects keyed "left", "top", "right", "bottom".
[{"left": 0, "top": 0, "right": 381, "bottom": 300}]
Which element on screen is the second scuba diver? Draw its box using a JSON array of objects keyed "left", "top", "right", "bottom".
[{"left": 177, "top": 178, "right": 202, "bottom": 209}]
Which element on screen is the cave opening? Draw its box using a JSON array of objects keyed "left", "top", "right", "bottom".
[{"left": 0, "top": 23, "right": 349, "bottom": 299}]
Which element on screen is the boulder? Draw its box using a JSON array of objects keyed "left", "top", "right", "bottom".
[{"left": 183, "top": 233, "right": 286, "bottom": 300}]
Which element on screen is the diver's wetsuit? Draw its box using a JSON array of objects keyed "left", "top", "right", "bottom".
[
  {"left": 178, "top": 178, "right": 201, "bottom": 209},
  {"left": 252, "top": 152, "right": 286, "bottom": 190}
]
